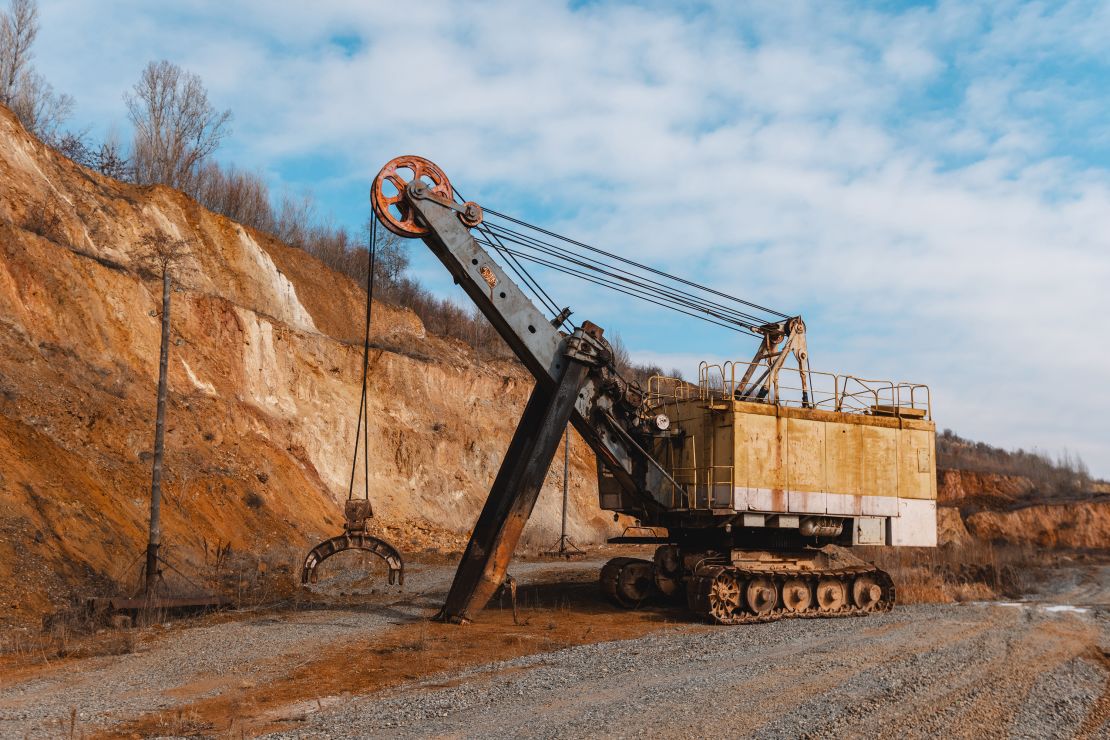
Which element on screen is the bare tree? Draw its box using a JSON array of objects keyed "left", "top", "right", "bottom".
[
  {"left": 9, "top": 68, "right": 71, "bottom": 138},
  {"left": 0, "top": 0, "right": 36, "bottom": 106},
  {"left": 94, "top": 127, "right": 132, "bottom": 180},
  {"left": 136, "top": 230, "right": 192, "bottom": 598},
  {"left": 0, "top": 0, "right": 73, "bottom": 139},
  {"left": 126, "top": 60, "right": 231, "bottom": 190},
  {"left": 192, "top": 161, "right": 273, "bottom": 233}
]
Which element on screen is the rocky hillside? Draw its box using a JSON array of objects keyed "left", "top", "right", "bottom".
[
  {"left": 0, "top": 106, "right": 616, "bottom": 628},
  {"left": 936, "top": 469, "right": 1110, "bottom": 549}
]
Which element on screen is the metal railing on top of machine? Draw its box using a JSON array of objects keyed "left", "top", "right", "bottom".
[{"left": 644, "top": 361, "right": 931, "bottom": 420}]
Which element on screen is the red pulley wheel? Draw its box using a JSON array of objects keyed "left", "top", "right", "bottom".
[{"left": 371, "top": 155, "right": 453, "bottom": 237}]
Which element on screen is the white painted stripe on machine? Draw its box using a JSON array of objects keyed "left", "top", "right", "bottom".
[
  {"left": 788, "top": 490, "right": 826, "bottom": 514},
  {"left": 733, "top": 487, "right": 900, "bottom": 517}
]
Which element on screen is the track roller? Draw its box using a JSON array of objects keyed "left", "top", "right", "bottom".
[
  {"left": 781, "top": 578, "right": 812, "bottom": 612},
  {"left": 652, "top": 545, "right": 684, "bottom": 600},
  {"left": 852, "top": 574, "right": 883, "bottom": 611},
  {"left": 816, "top": 578, "right": 847, "bottom": 611},
  {"left": 745, "top": 577, "right": 777, "bottom": 615},
  {"left": 600, "top": 557, "right": 655, "bottom": 608},
  {"left": 689, "top": 559, "right": 896, "bottom": 625}
]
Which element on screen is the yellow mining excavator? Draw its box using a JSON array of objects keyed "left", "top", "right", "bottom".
[{"left": 364, "top": 155, "right": 936, "bottom": 625}]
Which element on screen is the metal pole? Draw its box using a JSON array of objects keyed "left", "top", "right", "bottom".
[
  {"left": 145, "top": 267, "right": 171, "bottom": 597},
  {"left": 560, "top": 425, "right": 569, "bottom": 551}
]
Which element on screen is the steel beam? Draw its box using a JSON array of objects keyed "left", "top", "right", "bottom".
[{"left": 438, "top": 358, "right": 590, "bottom": 623}]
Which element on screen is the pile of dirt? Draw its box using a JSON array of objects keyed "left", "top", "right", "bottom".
[{"left": 0, "top": 104, "right": 616, "bottom": 628}]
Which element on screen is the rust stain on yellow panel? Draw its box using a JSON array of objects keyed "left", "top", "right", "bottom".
[
  {"left": 736, "top": 411, "right": 786, "bottom": 492},
  {"left": 860, "top": 424, "right": 899, "bottom": 499},
  {"left": 897, "top": 427, "right": 935, "bottom": 500},
  {"left": 653, "top": 399, "right": 936, "bottom": 511},
  {"left": 787, "top": 417, "right": 825, "bottom": 491},
  {"left": 825, "top": 421, "right": 863, "bottom": 498}
]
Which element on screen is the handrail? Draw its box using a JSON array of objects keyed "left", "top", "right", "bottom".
[{"left": 644, "top": 362, "right": 931, "bottom": 420}]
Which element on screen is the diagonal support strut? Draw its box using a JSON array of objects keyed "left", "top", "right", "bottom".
[{"left": 437, "top": 357, "right": 590, "bottom": 623}]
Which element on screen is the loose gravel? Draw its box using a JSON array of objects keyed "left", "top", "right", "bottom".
[
  {"left": 269, "top": 606, "right": 1109, "bottom": 739},
  {"left": 0, "top": 559, "right": 586, "bottom": 738},
  {"left": 2, "top": 560, "right": 1107, "bottom": 739}
]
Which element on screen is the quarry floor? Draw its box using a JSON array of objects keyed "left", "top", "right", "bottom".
[{"left": 0, "top": 555, "right": 1107, "bottom": 739}]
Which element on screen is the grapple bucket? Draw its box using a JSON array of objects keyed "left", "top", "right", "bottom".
[{"left": 300, "top": 500, "right": 404, "bottom": 587}]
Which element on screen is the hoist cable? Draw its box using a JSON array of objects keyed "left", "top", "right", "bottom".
[
  {"left": 479, "top": 223, "right": 565, "bottom": 322},
  {"left": 484, "top": 221, "right": 774, "bottom": 327},
  {"left": 475, "top": 237, "right": 759, "bottom": 333},
  {"left": 454, "top": 187, "right": 570, "bottom": 330},
  {"left": 479, "top": 227, "right": 771, "bottom": 327},
  {"left": 347, "top": 217, "right": 378, "bottom": 502},
  {"left": 483, "top": 207, "right": 790, "bottom": 321},
  {"left": 476, "top": 239, "right": 761, "bottom": 337}
]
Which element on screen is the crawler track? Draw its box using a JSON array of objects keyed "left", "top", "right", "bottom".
[
  {"left": 601, "top": 551, "right": 896, "bottom": 625},
  {"left": 599, "top": 556, "right": 656, "bottom": 608},
  {"left": 687, "top": 563, "right": 895, "bottom": 625}
]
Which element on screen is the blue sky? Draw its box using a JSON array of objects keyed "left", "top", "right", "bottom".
[{"left": 29, "top": 0, "right": 1110, "bottom": 476}]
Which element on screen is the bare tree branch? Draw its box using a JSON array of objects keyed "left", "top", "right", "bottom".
[
  {"left": 0, "top": 0, "right": 37, "bottom": 106},
  {"left": 136, "top": 229, "right": 193, "bottom": 279},
  {"left": 126, "top": 60, "right": 231, "bottom": 190},
  {"left": 0, "top": 0, "right": 72, "bottom": 140}
]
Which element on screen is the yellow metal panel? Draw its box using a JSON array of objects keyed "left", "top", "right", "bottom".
[
  {"left": 824, "top": 421, "right": 862, "bottom": 496},
  {"left": 898, "top": 427, "right": 937, "bottom": 500},
  {"left": 736, "top": 411, "right": 786, "bottom": 492},
  {"left": 860, "top": 424, "right": 898, "bottom": 499},
  {"left": 787, "top": 417, "right": 825, "bottom": 492},
  {"left": 648, "top": 398, "right": 937, "bottom": 514}
]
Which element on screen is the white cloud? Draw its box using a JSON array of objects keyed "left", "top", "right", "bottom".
[{"left": 28, "top": 0, "right": 1110, "bottom": 475}]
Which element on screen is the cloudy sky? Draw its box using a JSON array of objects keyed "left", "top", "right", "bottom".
[{"left": 31, "top": 1, "right": 1110, "bottom": 475}]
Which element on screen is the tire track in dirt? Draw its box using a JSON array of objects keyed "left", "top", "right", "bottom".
[
  {"left": 808, "top": 607, "right": 1101, "bottom": 739},
  {"left": 272, "top": 603, "right": 1109, "bottom": 739}
]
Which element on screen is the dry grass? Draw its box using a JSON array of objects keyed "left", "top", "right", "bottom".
[{"left": 862, "top": 540, "right": 1059, "bottom": 604}]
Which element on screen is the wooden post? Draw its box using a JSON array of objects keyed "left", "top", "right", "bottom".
[{"left": 145, "top": 267, "right": 171, "bottom": 597}]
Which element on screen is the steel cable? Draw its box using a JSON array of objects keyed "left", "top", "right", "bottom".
[
  {"left": 475, "top": 238, "right": 761, "bottom": 338},
  {"left": 483, "top": 207, "right": 790, "bottom": 321},
  {"left": 444, "top": 191, "right": 789, "bottom": 336},
  {"left": 479, "top": 227, "right": 769, "bottom": 328}
]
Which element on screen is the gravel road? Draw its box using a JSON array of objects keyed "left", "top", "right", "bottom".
[
  {"left": 1, "top": 561, "right": 1107, "bottom": 738},
  {"left": 274, "top": 600, "right": 1109, "bottom": 739},
  {"left": 0, "top": 559, "right": 581, "bottom": 737}
]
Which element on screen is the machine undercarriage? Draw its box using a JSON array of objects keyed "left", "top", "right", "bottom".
[{"left": 601, "top": 543, "right": 894, "bottom": 625}]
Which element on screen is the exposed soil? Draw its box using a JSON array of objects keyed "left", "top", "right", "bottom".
[
  {"left": 0, "top": 555, "right": 1107, "bottom": 739},
  {"left": 0, "top": 102, "right": 618, "bottom": 632}
]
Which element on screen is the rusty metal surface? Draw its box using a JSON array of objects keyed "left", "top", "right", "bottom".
[
  {"left": 371, "top": 155, "right": 453, "bottom": 237},
  {"left": 343, "top": 499, "right": 374, "bottom": 530},
  {"left": 438, "top": 357, "right": 590, "bottom": 624},
  {"left": 85, "top": 595, "right": 232, "bottom": 614},
  {"left": 301, "top": 533, "right": 404, "bottom": 586}
]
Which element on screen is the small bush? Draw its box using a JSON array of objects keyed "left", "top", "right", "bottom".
[{"left": 22, "top": 197, "right": 66, "bottom": 243}]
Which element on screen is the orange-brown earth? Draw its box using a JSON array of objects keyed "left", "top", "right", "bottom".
[
  {"left": 936, "top": 469, "right": 1110, "bottom": 550},
  {"left": 0, "top": 105, "right": 616, "bottom": 630}
]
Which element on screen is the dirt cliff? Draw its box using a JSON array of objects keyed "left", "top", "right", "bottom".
[
  {"left": 936, "top": 469, "right": 1110, "bottom": 549},
  {"left": 936, "top": 469, "right": 1035, "bottom": 508},
  {"left": 964, "top": 501, "right": 1110, "bottom": 550},
  {"left": 0, "top": 106, "right": 615, "bottom": 628}
]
